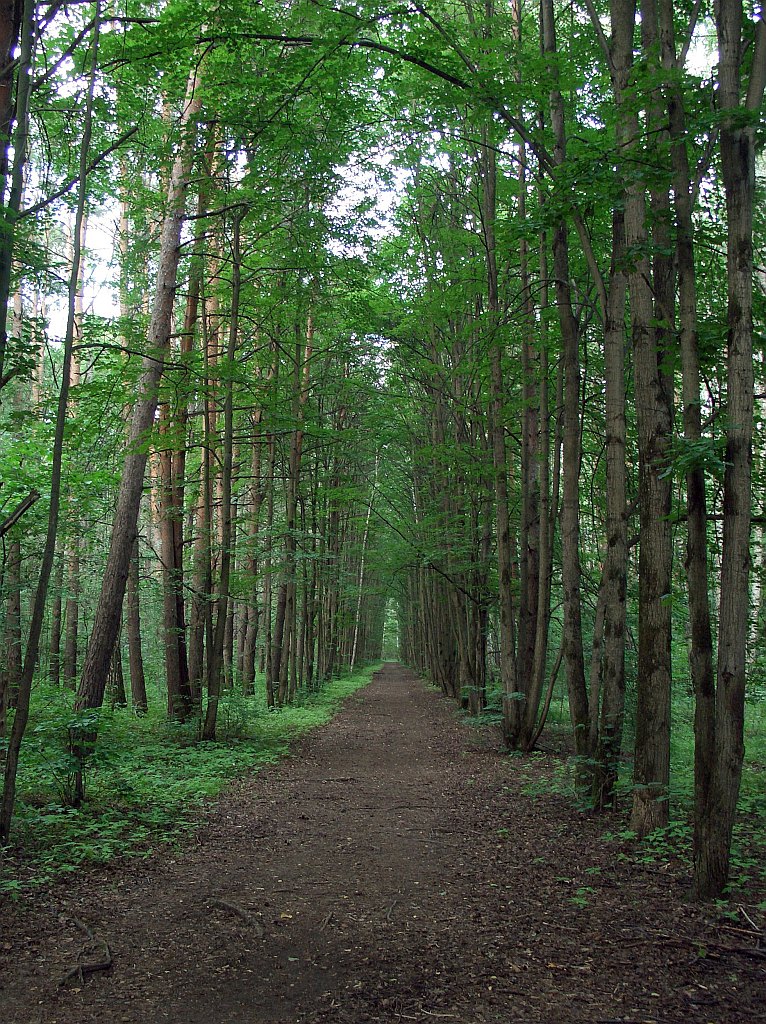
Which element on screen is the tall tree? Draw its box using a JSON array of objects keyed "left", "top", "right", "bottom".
[
  {"left": 71, "top": 61, "right": 204, "bottom": 799},
  {"left": 541, "top": 0, "right": 589, "bottom": 770},
  {"left": 694, "top": 1, "right": 766, "bottom": 897},
  {"left": 1, "top": 4, "right": 100, "bottom": 841}
]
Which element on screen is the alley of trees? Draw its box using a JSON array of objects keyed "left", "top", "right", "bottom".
[{"left": 0, "top": 0, "right": 765, "bottom": 907}]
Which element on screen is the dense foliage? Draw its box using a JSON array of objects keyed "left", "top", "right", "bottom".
[{"left": 0, "top": 0, "right": 764, "bottom": 901}]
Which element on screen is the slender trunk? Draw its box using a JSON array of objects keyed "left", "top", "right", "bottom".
[
  {"left": 160, "top": 409, "right": 186, "bottom": 717},
  {"left": 125, "top": 538, "right": 147, "bottom": 714},
  {"left": 0, "top": 9, "right": 100, "bottom": 840},
  {"left": 521, "top": 229, "right": 553, "bottom": 749},
  {"left": 109, "top": 627, "right": 127, "bottom": 707},
  {"left": 223, "top": 544, "right": 234, "bottom": 688},
  {"left": 262, "top": 429, "right": 277, "bottom": 705},
  {"left": 237, "top": 603, "right": 248, "bottom": 683},
  {"left": 517, "top": 114, "right": 540, "bottom": 703},
  {"left": 280, "top": 591, "right": 294, "bottom": 703},
  {"left": 242, "top": 411, "right": 265, "bottom": 693},
  {"left": 625, "top": 0, "right": 674, "bottom": 836},
  {"left": 695, "top": 1, "right": 764, "bottom": 897},
  {"left": 528, "top": 642, "right": 565, "bottom": 751},
  {"left": 49, "top": 557, "right": 63, "bottom": 687},
  {"left": 0, "top": 0, "right": 31, "bottom": 392},
  {"left": 187, "top": 465, "right": 210, "bottom": 702},
  {"left": 117, "top": 173, "right": 146, "bottom": 713},
  {"left": 71, "top": 64, "right": 203, "bottom": 797},
  {"left": 297, "top": 494, "right": 309, "bottom": 686},
  {"left": 63, "top": 216, "right": 86, "bottom": 690},
  {"left": 541, "top": 0, "right": 589, "bottom": 763},
  {"left": 304, "top": 462, "right": 320, "bottom": 688},
  {"left": 30, "top": 288, "right": 46, "bottom": 406},
  {"left": 202, "top": 212, "right": 242, "bottom": 740},
  {"left": 351, "top": 454, "right": 378, "bottom": 671},
  {"left": 1, "top": 536, "right": 22, "bottom": 729},
  {"left": 223, "top": 486, "right": 238, "bottom": 688},
  {"left": 482, "top": 136, "right": 518, "bottom": 740},
  {"left": 593, "top": 210, "right": 629, "bottom": 807}
]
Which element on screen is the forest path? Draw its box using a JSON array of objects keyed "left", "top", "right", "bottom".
[{"left": 1, "top": 663, "right": 764, "bottom": 1023}]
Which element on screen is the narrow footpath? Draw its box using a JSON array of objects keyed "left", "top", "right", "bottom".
[{"left": 1, "top": 665, "right": 764, "bottom": 1023}]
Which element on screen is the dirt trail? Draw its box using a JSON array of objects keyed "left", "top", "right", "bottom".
[{"left": 1, "top": 664, "right": 764, "bottom": 1023}]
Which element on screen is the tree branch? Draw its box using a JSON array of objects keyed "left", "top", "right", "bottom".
[
  {"left": 0, "top": 490, "right": 41, "bottom": 538},
  {"left": 21, "top": 124, "right": 141, "bottom": 218},
  {"left": 677, "top": 0, "right": 703, "bottom": 70},
  {"left": 581, "top": 0, "right": 614, "bottom": 74}
]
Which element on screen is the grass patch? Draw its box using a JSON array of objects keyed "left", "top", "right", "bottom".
[{"left": 0, "top": 664, "right": 380, "bottom": 894}]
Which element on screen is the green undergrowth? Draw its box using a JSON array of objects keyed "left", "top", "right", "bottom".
[
  {"left": 595, "top": 690, "right": 766, "bottom": 894},
  {"left": 0, "top": 664, "right": 380, "bottom": 895},
  {"left": 451, "top": 674, "right": 766, "bottom": 897}
]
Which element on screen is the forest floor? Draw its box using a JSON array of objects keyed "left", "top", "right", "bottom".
[{"left": 1, "top": 663, "right": 764, "bottom": 1024}]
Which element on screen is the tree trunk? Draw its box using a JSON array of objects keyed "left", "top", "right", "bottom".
[
  {"left": 695, "top": 1, "right": 765, "bottom": 898},
  {"left": 623, "top": 0, "right": 674, "bottom": 837},
  {"left": 109, "top": 628, "right": 127, "bottom": 707},
  {"left": 0, "top": 536, "right": 21, "bottom": 731},
  {"left": 63, "top": 218, "right": 86, "bottom": 691},
  {"left": 71, "top": 65, "right": 203, "bottom": 799},
  {"left": 0, "top": 10, "right": 100, "bottom": 840},
  {"left": 242, "top": 411, "right": 265, "bottom": 693},
  {"left": 262, "top": 427, "right": 277, "bottom": 705},
  {"left": 482, "top": 135, "right": 519, "bottom": 742},
  {"left": 125, "top": 538, "right": 147, "bottom": 714},
  {"left": 160, "top": 407, "right": 190, "bottom": 718},
  {"left": 49, "top": 558, "right": 63, "bottom": 687},
  {"left": 592, "top": 209, "right": 628, "bottom": 808},
  {"left": 351, "top": 454, "right": 378, "bottom": 671},
  {"left": 0, "top": 0, "right": 30, "bottom": 392},
  {"left": 202, "top": 211, "right": 242, "bottom": 740},
  {"left": 516, "top": 87, "right": 541, "bottom": 708},
  {"left": 541, "top": 0, "right": 589, "bottom": 766}
]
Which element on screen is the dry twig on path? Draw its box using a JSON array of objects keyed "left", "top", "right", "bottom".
[
  {"left": 208, "top": 897, "right": 265, "bottom": 937},
  {"left": 58, "top": 914, "right": 113, "bottom": 986}
]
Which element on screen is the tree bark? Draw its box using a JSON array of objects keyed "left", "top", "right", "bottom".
[
  {"left": 624, "top": 0, "right": 674, "bottom": 837},
  {"left": 541, "top": 0, "right": 589, "bottom": 767},
  {"left": 0, "top": 0, "right": 30, "bottom": 392},
  {"left": 49, "top": 558, "right": 63, "bottom": 687},
  {"left": 71, "top": 65, "right": 204, "bottom": 796},
  {"left": 695, "top": 1, "right": 765, "bottom": 897},
  {"left": 125, "top": 538, "right": 147, "bottom": 714},
  {"left": 202, "top": 210, "right": 242, "bottom": 740},
  {"left": 242, "top": 407, "right": 266, "bottom": 693},
  {"left": 0, "top": 8, "right": 100, "bottom": 840},
  {"left": 159, "top": 406, "right": 191, "bottom": 718},
  {"left": 481, "top": 136, "right": 518, "bottom": 741},
  {"left": 592, "top": 208, "right": 628, "bottom": 808},
  {"left": 63, "top": 216, "right": 87, "bottom": 691},
  {"left": 0, "top": 536, "right": 21, "bottom": 729},
  {"left": 521, "top": 228, "right": 554, "bottom": 750}
]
